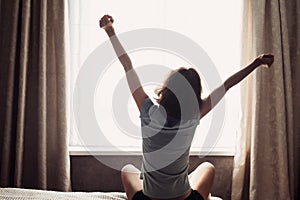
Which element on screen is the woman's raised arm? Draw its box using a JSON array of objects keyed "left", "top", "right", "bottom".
[
  {"left": 100, "top": 15, "right": 148, "bottom": 111},
  {"left": 200, "top": 54, "right": 274, "bottom": 119}
]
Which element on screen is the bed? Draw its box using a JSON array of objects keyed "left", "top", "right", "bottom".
[{"left": 0, "top": 188, "right": 223, "bottom": 200}]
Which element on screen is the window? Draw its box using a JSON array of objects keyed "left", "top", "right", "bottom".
[{"left": 68, "top": 0, "right": 242, "bottom": 155}]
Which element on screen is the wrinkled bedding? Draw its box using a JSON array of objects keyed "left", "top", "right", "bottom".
[{"left": 0, "top": 188, "right": 222, "bottom": 200}]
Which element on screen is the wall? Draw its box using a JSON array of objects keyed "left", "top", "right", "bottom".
[{"left": 71, "top": 156, "right": 233, "bottom": 200}]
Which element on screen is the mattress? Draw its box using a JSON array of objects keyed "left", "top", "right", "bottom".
[{"left": 0, "top": 188, "right": 222, "bottom": 200}]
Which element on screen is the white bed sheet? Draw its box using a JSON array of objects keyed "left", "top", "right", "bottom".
[{"left": 0, "top": 188, "right": 222, "bottom": 200}]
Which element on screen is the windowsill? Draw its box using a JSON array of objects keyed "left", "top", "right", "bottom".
[{"left": 69, "top": 146, "right": 235, "bottom": 156}]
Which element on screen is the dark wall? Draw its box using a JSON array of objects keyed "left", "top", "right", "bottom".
[{"left": 71, "top": 156, "right": 233, "bottom": 200}]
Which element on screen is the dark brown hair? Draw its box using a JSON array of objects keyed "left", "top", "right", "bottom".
[{"left": 155, "top": 67, "right": 202, "bottom": 120}]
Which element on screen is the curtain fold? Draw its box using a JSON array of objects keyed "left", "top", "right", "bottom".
[
  {"left": 232, "top": 0, "right": 300, "bottom": 199},
  {"left": 0, "top": 0, "right": 71, "bottom": 191}
]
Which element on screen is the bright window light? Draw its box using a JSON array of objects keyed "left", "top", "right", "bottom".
[{"left": 68, "top": 0, "right": 243, "bottom": 155}]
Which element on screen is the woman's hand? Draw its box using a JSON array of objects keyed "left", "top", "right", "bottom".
[
  {"left": 99, "top": 14, "right": 114, "bottom": 34},
  {"left": 255, "top": 54, "right": 274, "bottom": 68}
]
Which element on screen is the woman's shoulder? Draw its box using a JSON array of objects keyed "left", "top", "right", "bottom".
[{"left": 139, "top": 97, "right": 157, "bottom": 118}]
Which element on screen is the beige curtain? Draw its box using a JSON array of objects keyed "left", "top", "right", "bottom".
[
  {"left": 0, "top": 0, "right": 71, "bottom": 191},
  {"left": 232, "top": 0, "right": 300, "bottom": 200}
]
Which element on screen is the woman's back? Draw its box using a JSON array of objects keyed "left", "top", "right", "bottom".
[{"left": 140, "top": 98, "right": 200, "bottom": 199}]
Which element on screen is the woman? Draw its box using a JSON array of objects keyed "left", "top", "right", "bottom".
[{"left": 99, "top": 15, "right": 274, "bottom": 200}]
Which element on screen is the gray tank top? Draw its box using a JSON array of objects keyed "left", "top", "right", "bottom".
[{"left": 139, "top": 98, "right": 200, "bottom": 199}]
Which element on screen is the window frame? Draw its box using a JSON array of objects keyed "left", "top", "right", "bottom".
[{"left": 67, "top": 0, "right": 243, "bottom": 157}]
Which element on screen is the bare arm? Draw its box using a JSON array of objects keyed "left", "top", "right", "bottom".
[
  {"left": 99, "top": 15, "right": 148, "bottom": 111},
  {"left": 200, "top": 54, "right": 274, "bottom": 119}
]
